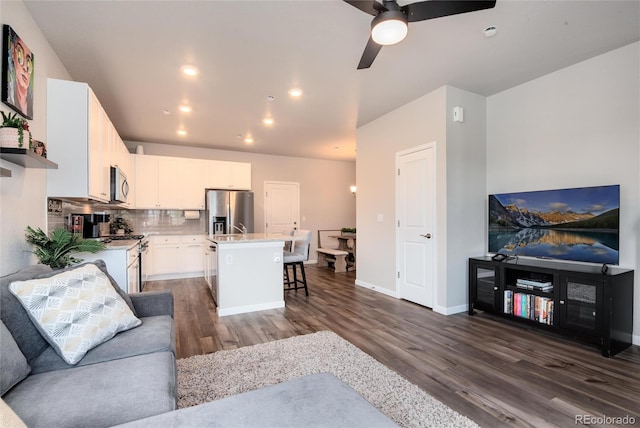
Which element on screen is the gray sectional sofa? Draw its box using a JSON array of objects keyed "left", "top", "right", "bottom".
[
  {"left": 1, "top": 261, "right": 177, "bottom": 428},
  {"left": 1, "top": 261, "right": 397, "bottom": 428}
]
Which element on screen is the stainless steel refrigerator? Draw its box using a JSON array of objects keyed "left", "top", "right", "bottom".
[{"left": 205, "top": 190, "right": 254, "bottom": 236}]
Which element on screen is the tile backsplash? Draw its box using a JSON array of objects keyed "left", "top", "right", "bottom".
[{"left": 47, "top": 199, "right": 206, "bottom": 235}]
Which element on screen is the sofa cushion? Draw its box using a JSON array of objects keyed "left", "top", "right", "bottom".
[
  {"left": 36, "top": 260, "right": 138, "bottom": 316},
  {"left": 114, "top": 373, "right": 397, "bottom": 428},
  {"left": 29, "top": 315, "right": 175, "bottom": 374},
  {"left": 9, "top": 264, "right": 141, "bottom": 365},
  {"left": 0, "top": 265, "right": 53, "bottom": 365},
  {"left": 0, "top": 321, "right": 31, "bottom": 396},
  {"left": 3, "top": 351, "right": 177, "bottom": 428}
]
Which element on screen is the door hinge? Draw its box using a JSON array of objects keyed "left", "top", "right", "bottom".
[
  {"left": 397, "top": 168, "right": 400, "bottom": 176},
  {"left": 397, "top": 272, "right": 400, "bottom": 279},
  {"left": 397, "top": 220, "right": 400, "bottom": 227}
]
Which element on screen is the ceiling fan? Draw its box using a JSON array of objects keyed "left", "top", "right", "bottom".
[{"left": 344, "top": 0, "right": 497, "bottom": 69}]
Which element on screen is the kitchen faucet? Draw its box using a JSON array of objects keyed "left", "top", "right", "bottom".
[{"left": 231, "top": 223, "right": 248, "bottom": 236}]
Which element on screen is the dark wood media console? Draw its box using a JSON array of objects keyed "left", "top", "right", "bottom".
[{"left": 469, "top": 256, "right": 634, "bottom": 357}]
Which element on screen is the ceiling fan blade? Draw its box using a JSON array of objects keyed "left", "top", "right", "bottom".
[
  {"left": 357, "top": 36, "right": 383, "bottom": 69},
  {"left": 343, "top": 0, "right": 386, "bottom": 16},
  {"left": 402, "top": 0, "right": 496, "bottom": 23}
]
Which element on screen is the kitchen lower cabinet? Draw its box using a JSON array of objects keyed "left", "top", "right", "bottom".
[
  {"left": 75, "top": 244, "right": 140, "bottom": 294},
  {"left": 148, "top": 235, "right": 206, "bottom": 280}
]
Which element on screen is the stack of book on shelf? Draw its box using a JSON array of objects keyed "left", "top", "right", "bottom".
[
  {"left": 515, "top": 277, "right": 553, "bottom": 292},
  {"left": 504, "top": 290, "right": 554, "bottom": 325}
]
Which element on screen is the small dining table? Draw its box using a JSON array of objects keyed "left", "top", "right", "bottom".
[{"left": 329, "top": 234, "right": 356, "bottom": 270}]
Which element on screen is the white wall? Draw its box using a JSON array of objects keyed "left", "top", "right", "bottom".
[
  {"left": 444, "top": 87, "right": 487, "bottom": 312},
  {"left": 487, "top": 42, "right": 640, "bottom": 342},
  {"left": 126, "top": 142, "right": 356, "bottom": 259},
  {"left": 355, "top": 86, "right": 487, "bottom": 314},
  {"left": 356, "top": 87, "right": 446, "bottom": 297},
  {"left": 0, "top": 1, "right": 71, "bottom": 275}
]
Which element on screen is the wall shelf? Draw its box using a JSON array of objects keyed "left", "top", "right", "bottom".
[{"left": 0, "top": 148, "right": 58, "bottom": 169}]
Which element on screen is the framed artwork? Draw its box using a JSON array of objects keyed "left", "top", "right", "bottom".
[{"left": 2, "top": 25, "right": 34, "bottom": 119}]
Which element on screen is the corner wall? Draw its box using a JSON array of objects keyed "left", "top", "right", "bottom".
[
  {"left": 355, "top": 86, "right": 487, "bottom": 314},
  {"left": 487, "top": 42, "right": 640, "bottom": 342},
  {"left": 0, "top": 1, "right": 71, "bottom": 275}
]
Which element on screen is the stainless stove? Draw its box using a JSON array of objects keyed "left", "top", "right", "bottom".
[
  {"left": 100, "top": 234, "right": 145, "bottom": 243},
  {"left": 100, "top": 235, "right": 149, "bottom": 291}
]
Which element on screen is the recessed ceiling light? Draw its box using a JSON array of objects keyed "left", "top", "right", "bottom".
[
  {"left": 484, "top": 26, "right": 497, "bottom": 38},
  {"left": 267, "top": 95, "right": 275, "bottom": 102},
  {"left": 179, "top": 105, "right": 192, "bottom": 113},
  {"left": 244, "top": 137, "right": 254, "bottom": 144},
  {"left": 162, "top": 109, "right": 170, "bottom": 115},
  {"left": 288, "top": 88, "right": 303, "bottom": 97},
  {"left": 177, "top": 129, "right": 187, "bottom": 136},
  {"left": 262, "top": 117, "right": 274, "bottom": 126},
  {"left": 181, "top": 66, "right": 198, "bottom": 77}
]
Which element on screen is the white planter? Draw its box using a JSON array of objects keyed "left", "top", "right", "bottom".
[{"left": 0, "top": 128, "right": 29, "bottom": 148}]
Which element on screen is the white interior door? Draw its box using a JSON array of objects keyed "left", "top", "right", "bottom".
[
  {"left": 264, "top": 181, "right": 300, "bottom": 234},
  {"left": 396, "top": 143, "right": 436, "bottom": 308}
]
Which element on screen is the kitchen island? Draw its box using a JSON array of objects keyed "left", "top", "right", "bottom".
[{"left": 207, "top": 233, "right": 287, "bottom": 316}]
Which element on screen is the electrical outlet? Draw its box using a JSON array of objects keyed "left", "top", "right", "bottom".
[{"left": 226, "top": 255, "right": 233, "bottom": 264}]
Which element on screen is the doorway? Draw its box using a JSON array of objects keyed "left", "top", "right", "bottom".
[
  {"left": 264, "top": 181, "right": 300, "bottom": 235},
  {"left": 396, "top": 142, "right": 437, "bottom": 308}
]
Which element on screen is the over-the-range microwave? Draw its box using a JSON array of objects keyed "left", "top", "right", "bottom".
[{"left": 110, "top": 166, "right": 129, "bottom": 204}]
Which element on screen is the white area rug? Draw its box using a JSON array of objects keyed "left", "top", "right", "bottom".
[{"left": 177, "top": 331, "right": 478, "bottom": 427}]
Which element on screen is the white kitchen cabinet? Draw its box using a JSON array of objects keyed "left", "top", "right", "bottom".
[
  {"left": 148, "top": 235, "right": 206, "bottom": 280},
  {"left": 134, "top": 155, "right": 201, "bottom": 209},
  {"left": 209, "top": 160, "right": 251, "bottom": 190},
  {"left": 47, "top": 78, "right": 129, "bottom": 203},
  {"left": 75, "top": 244, "right": 140, "bottom": 294},
  {"left": 150, "top": 236, "right": 181, "bottom": 276},
  {"left": 181, "top": 158, "right": 208, "bottom": 209},
  {"left": 133, "top": 155, "right": 159, "bottom": 208},
  {"left": 180, "top": 235, "right": 206, "bottom": 273},
  {"left": 133, "top": 154, "right": 251, "bottom": 209}
]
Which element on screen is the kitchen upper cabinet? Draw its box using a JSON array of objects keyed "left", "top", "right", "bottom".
[
  {"left": 133, "top": 155, "right": 243, "bottom": 210},
  {"left": 134, "top": 155, "right": 160, "bottom": 208},
  {"left": 181, "top": 158, "right": 207, "bottom": 209},
  {"left": 209, "top": 161, "right": 251, "bottom": 190},
  {"left": 47, "top": 78, "right": 129, "bottom": 203},
  {"left": 133, "top": 155, "right": 182, "bottom": 209}
]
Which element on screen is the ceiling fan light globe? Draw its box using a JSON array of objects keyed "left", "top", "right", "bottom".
[{"left": 371, "top": 11, "right": 408, "bottom": 46}]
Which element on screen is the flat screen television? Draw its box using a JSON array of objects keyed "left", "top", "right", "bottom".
[{"left": 488, "top": 185, "right": 620, "bottom": 265}]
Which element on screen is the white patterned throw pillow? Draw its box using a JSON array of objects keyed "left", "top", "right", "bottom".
[{"left": 9, "top": 264, "right": 141, "bottom": 365}]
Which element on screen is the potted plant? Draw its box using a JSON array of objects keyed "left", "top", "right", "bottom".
[
  {"left": 341, "top": 227, "right": 356, "bottom": 236},
  {"left": 0, "top": 111, "right": 31, "bottom": 148},
  {"left": 111, "top": 216, "right": 133, "bottom": 235},
  {"left": 25, "top": 226, "right": 106, "bottom": 269}
]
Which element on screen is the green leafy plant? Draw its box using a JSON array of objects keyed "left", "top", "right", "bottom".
[
  {"left": 25, "top": 226, "right": 106, "bottom": 269},
  {"left": 341, "top": 227, "right": 356, "bottom": 234},
  {"left": 1, "top": 111, "right": 31, "bottom": 148},
  {"left": 110, "top": 216, "right": 133, "bottom": 234}
]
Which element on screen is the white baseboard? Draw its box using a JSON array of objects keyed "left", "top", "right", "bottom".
[
  {"left": 633, "top": 333, "right": 640, "bottom": 346},
  {"left": 218, "top": 300, "right": 285, "bottom": 317},
  {"left": 147, "top": 271, "right": 203, "bottom": 281},
  {"left": 354, "top": 279, "right": 399, "bottom": 298},
  {"left": 434, "top": 304, "right": 468, "bottom": 316}
]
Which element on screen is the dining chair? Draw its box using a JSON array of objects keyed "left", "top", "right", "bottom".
[{"left": 283, "top": 229, "right": 312, "bottom": 296}]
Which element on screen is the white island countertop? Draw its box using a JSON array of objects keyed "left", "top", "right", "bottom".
[{"left": 208, "top": 233, "right": 290, "bottom": 244}]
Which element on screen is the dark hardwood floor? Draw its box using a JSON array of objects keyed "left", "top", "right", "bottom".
[{"left": 145, "top": 265, "right": 640, "bottom": 427}]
